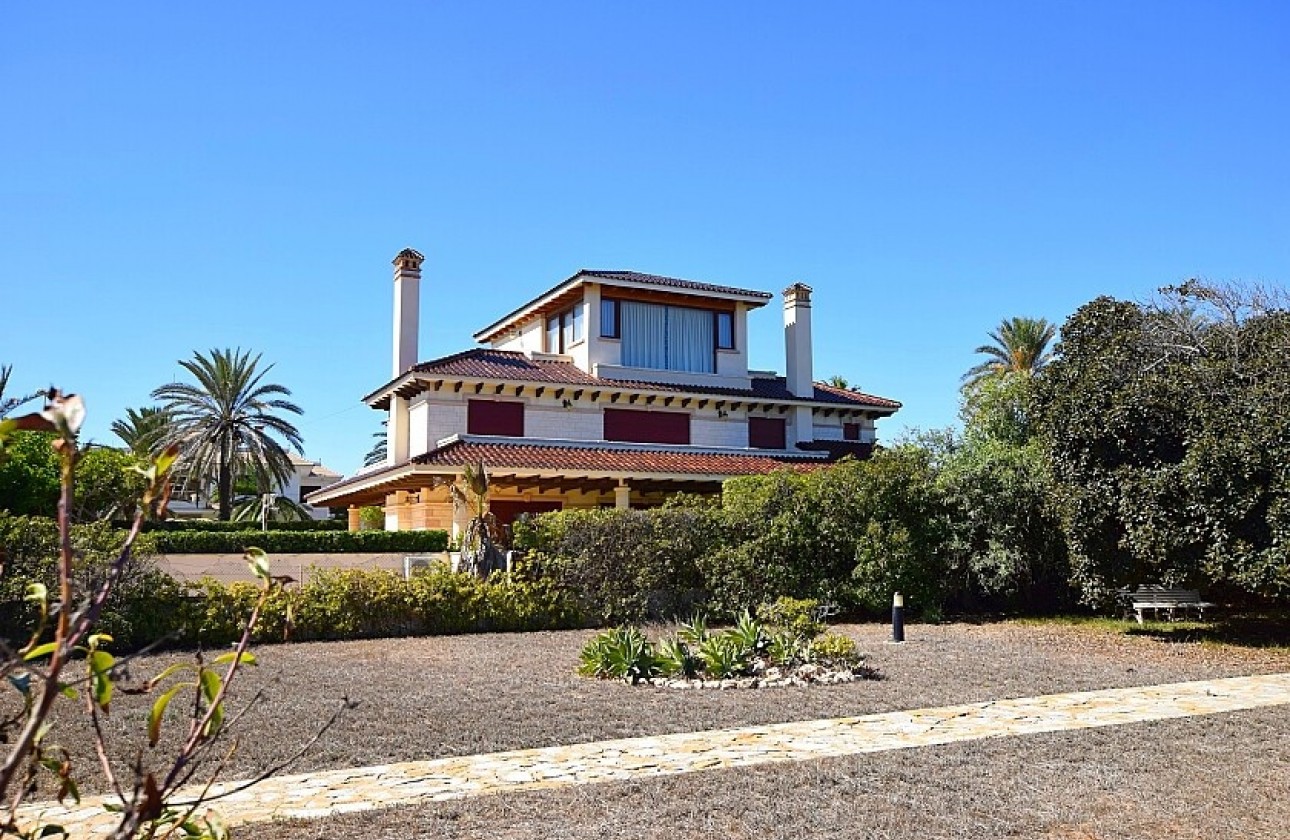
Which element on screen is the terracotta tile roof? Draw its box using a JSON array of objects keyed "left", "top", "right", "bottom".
[
  {"left": 412, "top": 439, "right": 825, "bottom": 476},
  {"left": 580, "top": 270, "right": 773, "bottom": 301},
  {"left": 386, "top": 349, "right": 901, "bottom": 410}
]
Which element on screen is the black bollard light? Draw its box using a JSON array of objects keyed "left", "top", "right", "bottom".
[{"left": 891, "top": 591, "right": 905, "bottom": 643}]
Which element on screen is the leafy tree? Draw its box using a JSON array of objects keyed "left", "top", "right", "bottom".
[
  {"left": 0, "top": 430, "right": 59, "bottom": 515},
  {"left": 74, "top": 446, "right": 148, "bottom": 521},
  {"left": 1035, "top": 283, "right": 1290, "bottom": 606},
  {"left": 153, "top": 348, "right": 304, "bottom": 521},
  {"left": 964, "top": 316, "right": 1057, "bottom": 384},
  {"left": 110, "top": 405, "right": 171, "bottom": 456},
  {"left": 952, "top": 372, "right": 1068, "bottom": 609},
  {"left": 825, "top": 375, "right": 850, "bottom": 390}
]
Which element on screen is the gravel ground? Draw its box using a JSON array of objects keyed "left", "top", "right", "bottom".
[{"left": 30, "top": 620, "right": 1290, "bottom": 837}]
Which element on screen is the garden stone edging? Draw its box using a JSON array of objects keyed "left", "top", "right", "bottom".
[{"left": 644, "top": 662, "right": 878, "bottom": 689}]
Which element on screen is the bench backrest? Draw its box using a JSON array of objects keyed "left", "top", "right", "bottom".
[{"left": 1131, "top": 587, "right": 1201, "bottom": 604}]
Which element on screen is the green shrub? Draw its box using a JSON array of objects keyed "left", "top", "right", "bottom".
[
  {"left": 758, "top": 596, "right": 823, "bottom": 641},
  {"left": 481, "top": 575, "right": 582, "bottom": 633},
  {"left": 808, "top": 632, "right": 861, "bottom": 667},
  {"left": 407, "top": 565, "right": 484, "bottom": 634},
  {"left": 135, "top": 518, "right": 346, "bottom": 532},
  {"left": 183, "top": 565, "right": 580, "bottom": 645},
  {"left": 358, "top": 506, "right": 385, "bottom": 531},
  {"left": 0, "top": 513, "right": 178, "bottom": 649},
  {"left": 152, "top": 528, "right": 448, "bottom": 554},
  {"left": 529, "top": 507, "right": 724, "bottom": 624},
  {"left": 293, "top": 568, "right": 418, "bottom": 640}
]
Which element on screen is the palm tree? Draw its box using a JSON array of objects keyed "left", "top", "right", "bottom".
[
  {"left": 153, "top": 348, "right": 304, "bottom": 521},
  {"left": 363, "top": 421, "right": 388, "bottom": 467},
  {"left": 0, "top": 365, "right": 42, "bottom": 419},
  {"left": 450, "top": 461, "right": 505, "bottom": 577},
  {"left": 964, "top": 317, "right": 1057, "bottom": 384},
  {"left": 110, "top": 406, "right": 172, "bottom": 456}
]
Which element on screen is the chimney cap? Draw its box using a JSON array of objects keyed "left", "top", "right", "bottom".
[
  {"left": 393, "top": 248, "right": 425, "bottom": 270},
  {"left": 783, "top": 282, "right": 813, "bottom": 301}
]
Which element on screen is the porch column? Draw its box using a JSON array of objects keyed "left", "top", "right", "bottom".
[
  {"left": 347, "top": 505, "right": 361, "bottom": 532},
  {"left": 614, "top": 481, "right": 631, "bottom": 510}
]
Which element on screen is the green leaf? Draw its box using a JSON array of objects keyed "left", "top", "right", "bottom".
[
  {"left": 87, "top": 633, "right": 113, "bottom": 650},
  {"left": 37, "top": 823, "right": 69, "bottom": 837},
  {"left": 212, "top": 651, "right": 257, "bottom": 667},
  {"left": 25, "top": 582, "right": 48, "bottom": 603},
  {"left": 148, "top": 662, "right": 197, "bottom": 688},
  {"left": 148, "top": 685, "right": 184, "bottom": 746},
  {"left": 88, "top": 650, "right": 115, "bottom": 711},
  {"left": 58, "top": 683, "right": 78, "bottom": 700},
  {"left": 199, "top": 668, "right": 221, "bottom": 703},
  {"left": 23, "top": 641, "right": 58, "bottom": 661},
  {"left": 245, "top": 546, "right": 271, "bottom": 580},
  {"left": 154, "top": 445, "right": 180, "bottom": 477}
]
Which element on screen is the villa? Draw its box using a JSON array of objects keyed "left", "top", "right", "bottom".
[{"left": 308, "top": 249, "right": 900, "bottom": 533}]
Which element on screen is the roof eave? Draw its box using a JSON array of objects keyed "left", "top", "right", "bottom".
[{"left": 472, "top": 271, "right": 773, "bottom": 344}]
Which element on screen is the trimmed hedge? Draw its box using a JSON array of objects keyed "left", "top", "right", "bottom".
[
  {"left": 187, "top": 565, "right": 583, "bottom": 645},
  {"left": 152, "top": 529, "right": 448, "bottom": 554},
  {"left": 128, "top": 519, "right": 347, "bottom": 533}
]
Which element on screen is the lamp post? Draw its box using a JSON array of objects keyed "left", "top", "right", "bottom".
[
  {"left": 891, "top": 592, "right": 905, "bottom": 643},
  {"left": 261, "top": 493, "right": 276, "bottom": 532}
]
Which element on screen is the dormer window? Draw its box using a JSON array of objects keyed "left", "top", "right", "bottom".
[
  {"left": 545, "top": 304, "right": 584, "bottom": 353},
  {"left": 616, "top": 300, "right": 735, "bottom": 375}
]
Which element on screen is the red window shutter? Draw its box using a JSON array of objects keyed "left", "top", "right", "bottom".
[
  {"left": 843, "top": 423, "right": 860, "bottom": 441},
  {"left": 467, "top": 400, "right": 525, "bottom": 437},
  {"left": 748, "top": 417, "right": 787, "bottom": 449},
  {"left": 603, "top": 408, "right": 690, "bottom": 444}
]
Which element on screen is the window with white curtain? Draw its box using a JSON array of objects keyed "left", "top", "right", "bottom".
[{"left": 620, "top": 300, "right": 717, "bottom": 373}]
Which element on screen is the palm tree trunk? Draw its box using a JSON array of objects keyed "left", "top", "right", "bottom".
[{"left": 218, "top": 433, "right": 232, "bottom": 521}]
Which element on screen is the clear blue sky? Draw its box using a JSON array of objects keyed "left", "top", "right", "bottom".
[{"left": 3, "top": 2, "right": 1287, "bottom": 476}]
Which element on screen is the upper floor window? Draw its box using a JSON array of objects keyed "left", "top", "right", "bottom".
[
  {"left": 748, "top": 416, "right": 787, "bottom": 450},
  {"left": 600, "top": 299, "right": 621, "bottom": 339},
  {"left": 603, "top": 408, "right": 690, "bottom": 445},
  {"left": 545, "top": 305, "right": 584, "bottom": 353},
  {"left": 715, "top": 311, "right": 734, "bottom": 350},
  {"left": 467, "top": 400, "right": 525, "bottom": 437},
  {"left": 619, "top": 300, "right": 731, "bottom": 374}
]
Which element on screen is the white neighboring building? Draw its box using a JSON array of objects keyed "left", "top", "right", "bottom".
[{"left": 166, "top": 453, "right": 343, "bottom": 521}]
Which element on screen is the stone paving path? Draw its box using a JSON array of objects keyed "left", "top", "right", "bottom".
[{"left": 18, "top": 673, "right": 1290, "bottom": 836}]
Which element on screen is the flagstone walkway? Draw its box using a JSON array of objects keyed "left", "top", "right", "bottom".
[{"left": 19, "top": 672, "right": 1290, "bottom": 836}]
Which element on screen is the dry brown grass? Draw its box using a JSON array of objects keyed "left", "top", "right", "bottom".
[{"left": 36, "top": 621, "right": 1290, "bottom": 838}]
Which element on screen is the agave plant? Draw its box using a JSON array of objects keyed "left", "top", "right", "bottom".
[
  {"left": 578, "top": 627, "right": 657, "bottom": 684},
  {"left": 655, "top": 636, "right": 699, "bottom": 678},
  {"left": 676, "top": 612, "right": 709, "bottom": 646},
  {"left": 697, "top": 634, "right": 744, "bottom": 679},
  {"left": 727, "top": 609, "right": 768, "bottom": 660}
]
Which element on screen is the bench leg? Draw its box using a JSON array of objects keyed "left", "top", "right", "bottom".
[{"left": 1134, "top": 608, "right": 1145, "bottom": 626}]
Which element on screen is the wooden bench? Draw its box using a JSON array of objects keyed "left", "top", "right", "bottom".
[{"left": 1124, "top": 586, "right": 1215, "bottom": 625}]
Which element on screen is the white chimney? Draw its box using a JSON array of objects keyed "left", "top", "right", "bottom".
[
  {"left": 392, "top": 248, "right": 424, "bottom": 378},
  {"left": 783, "top": 283, "right": 814, "bottom": 398}
]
